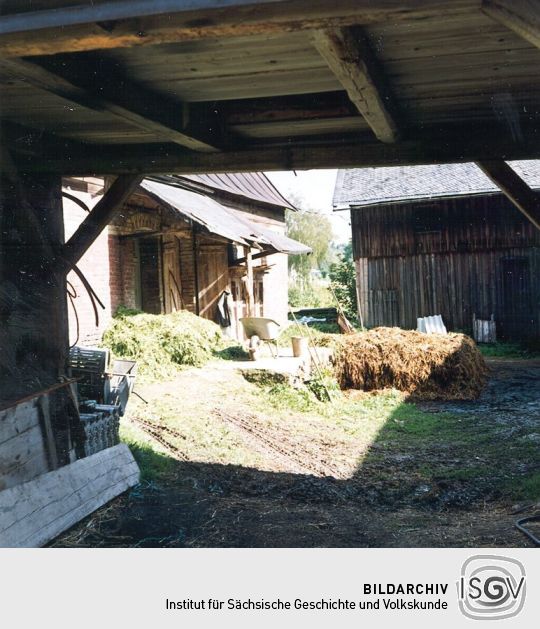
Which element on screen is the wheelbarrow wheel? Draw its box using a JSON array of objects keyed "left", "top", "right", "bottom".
[{"left": 248, "top": 334, "right": 261, "bottom": 361}]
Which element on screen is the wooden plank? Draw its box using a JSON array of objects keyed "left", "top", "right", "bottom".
[
  {"left": 37, "top": 395, "right": 59, "bottom": 472},
  {"left": 476, "top": 159, "right": 540, "bottom": 230},
  {"left": 0, "top": 400, "right": 50, "bottom": 491},
  {"left": 0, "top": 1, "right": 479, "bottom": 58},
  {"left": 59, "top": 174, "right": 143, "bottom": 272},
  {"left": 0, "top": 426, "right": 50, "bottom": 491},
  {"left": 0, "top": 444, "right": 139, "bottom": 547},
  {"left": 482, "top": 0, "right": 540, "bottom": 49},
  {"left": 0, "top": 58, "right": 219, "bottom": 152},
  {"left": 19, "top": 123, "right": 540, "bottom": 176},
  {"left": 197, "top": 243, "right": 229, "bottom": 319},
  {"left": 311, "top": 27, "right": 400, "bottom": 142}
]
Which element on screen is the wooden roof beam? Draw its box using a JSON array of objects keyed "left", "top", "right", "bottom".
[
  {"left": 311, "top": 27, "right": 400, "bottom": 143},
  {"left": 0, "top": 57, "right": 221, "bottom": 152},
  {"left": 17, "top": 123, "right": 540, "bottom": 176},
  {"left": 482, "top": 0, "right": 540, "bottom": 49},
  {"left": 476, "top": 160, "right": 540, "bottom": 230},
  {"left": 0, "top": 1, "right": 480, "bottom": 58}
]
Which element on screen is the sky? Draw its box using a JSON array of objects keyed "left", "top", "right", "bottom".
[{"left": 266, "top": 169, "right": 351, "bottom": 244}]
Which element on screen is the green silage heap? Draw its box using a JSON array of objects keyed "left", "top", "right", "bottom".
[{"left": 102, "top": 307, "right": 224, "bottom": 379}]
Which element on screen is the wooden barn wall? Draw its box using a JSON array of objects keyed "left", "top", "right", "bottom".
[
  {"left": 352, "top": 195, "right": 540, "bottom": 339},
  {"left": 355, "top": 248, "right": 540, "bottom": 339},
  {"left": 351, "top": 195, "right": 540, "bottom": 259}
]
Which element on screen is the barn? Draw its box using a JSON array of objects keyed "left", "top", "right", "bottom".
[
  {"left": 1, "top": 0, "right": 540, "bottom": 546},
  {"left": 333, "top": 162, "right": 540, "bottom": 341},
  {"left": 63, "top": 172, "right": 307, "bottom": 345}
]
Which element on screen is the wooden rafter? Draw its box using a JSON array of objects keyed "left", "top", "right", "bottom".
[
  {"left": 0, "top": 58, "right": 220, "bottom": 152},
  {"left": 311, "top": 27, "right": 400, "bottom": 142},
  {"left": 476, "top": 160, "right": 540, "bottom": 230},
  {"left": 58, "top": 174, "right": 143, "bottom": 273},
  {"left": 482, "top": 0, "right": 540, "bottom": 49},
  {"left": 17, "top": 123, "right": 540, "bottom": 176},
  {"left": 230, "top": 249, "right": 275, "bottom": 266},
  {"left": 0, "top": 1, "right": 480, "bottom": 58}
]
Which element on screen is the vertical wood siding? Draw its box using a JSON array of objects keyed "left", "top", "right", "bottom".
[
  {"left": 352, "top": 195, "right": 540, "bottom": 339},
  {"left": 355, "top": 249, "right": 540, "bottom": 339}
]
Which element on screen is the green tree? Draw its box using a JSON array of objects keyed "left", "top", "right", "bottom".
[
  {"left": 329, "top": 240, "right": 358, "bottom": 321},
  {"left": 285, "top": 198, "right": 333, "bottom": 283}
]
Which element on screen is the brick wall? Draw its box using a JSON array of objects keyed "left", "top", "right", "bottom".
[{"left": 63, "top": 183, "right": 123, "bottom": 346}]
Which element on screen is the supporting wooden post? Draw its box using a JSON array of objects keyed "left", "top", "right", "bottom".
[
  {"left": 58, "top": 174, "right": 143, "bottom": 273},
  {"left": 244, "top": 246, "right": 254, "bottom": 317},
  {"left": 0, "top": 172, "right": 68, "bottom": 403},
  {"left": 192, "top": 225, "right": 200, "bottom": 315},
  {"left": 476, "top": 160, "right": 540, "bottom": 230}
]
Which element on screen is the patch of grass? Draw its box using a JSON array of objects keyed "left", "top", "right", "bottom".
[
  {"left": 260, "top": 382, "right": 320, "bottom": 413},
  {"left": 306, "top": 366, "right": 341, "bottom": 401},
  {"left": 479, "top": 341, "right": 540, "bottom": 359},
  {"left": 214, "top": 344, "right": 249, "bottom": 361},
  {"left": 309, "top": 321, "right": 342, "bottom": 334},
  {"left": 436, "top": 466, "right": 488, "bottom": 482},
  {"left": 514, "top": 472, "right": 540, "bottom": 501},
  {"left": 277, "top": 321, "right": 344, "bottom": 348},
  {"left": 120, "top": 423, "right": 175, "bottom": 482}
]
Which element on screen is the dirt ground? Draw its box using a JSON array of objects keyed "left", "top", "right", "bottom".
[{"left": 53, "top": 358, "right": 540, "bottom": 547}]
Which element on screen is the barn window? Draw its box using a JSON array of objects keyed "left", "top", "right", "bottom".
[{"left": 412, "top": 206, "right": 443, "bottom": 233}]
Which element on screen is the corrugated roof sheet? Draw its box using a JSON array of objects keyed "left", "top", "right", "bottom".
[
  {"left": 332, "top": 161, "right": 540, "bottom": 209},
  {"left": 179, "top": 172, "right": 295, "bottom": 210},
  {"left": 254, "top": 225, "right": 312, "bottom": 255},
  {"left": 141, "top": 179, "right": 310, "bottom": 255}
]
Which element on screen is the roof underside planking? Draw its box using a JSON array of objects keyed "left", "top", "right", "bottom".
[{"left": 0, "top": 0, "right": 539, "bottom": 175}]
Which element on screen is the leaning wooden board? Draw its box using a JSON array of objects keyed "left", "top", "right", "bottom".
[{"left": 0, "top": 444, "right": 139, "bottom": 547}]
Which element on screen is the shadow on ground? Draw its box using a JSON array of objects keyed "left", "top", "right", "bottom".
[{"left": 53, "top": 358, "right": 540, "bottom": 548}]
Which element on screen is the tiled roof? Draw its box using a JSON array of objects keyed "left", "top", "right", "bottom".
[{"left": 332, "top": 161, "right": 540, "bottom": 209}]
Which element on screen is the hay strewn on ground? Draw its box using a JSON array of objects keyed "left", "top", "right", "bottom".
[
  {"left": 102, "top": 308, "right": 224, "bottom": 378},
  {"left": 334, "top": 327, "right": 487, "bottom": 400}
]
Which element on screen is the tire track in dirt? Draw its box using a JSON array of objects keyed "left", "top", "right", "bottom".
[
  {"left": 129, "top": 415, "right": 189, "bottom": 461},
  {"left": 214, "top": 408, "right": 346, "bottom": 479}
]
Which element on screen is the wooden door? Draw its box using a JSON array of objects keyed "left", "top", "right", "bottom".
[
  {"left": 163, "top": 236, "right": 183, "bottom": 313},
  {"left": 197, "top": 244, "right": 229, "bottom": 321},
  {"left": 139, "top": 237, "right": 162, "bottom": 314},
  {"left": 500, "top": 257, "right": 533, "bottom": 340}
]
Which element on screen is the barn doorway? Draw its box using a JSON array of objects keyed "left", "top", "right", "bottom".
[
  {"left": 138, "top": 237, "right": 162, "bottom": 314},
  {"left": 500, "top": 257, "right": 533, "bottom": 340}
]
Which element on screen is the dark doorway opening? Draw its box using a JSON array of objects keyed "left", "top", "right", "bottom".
[
  {"left": 500, "top": 257, "right": 533, "bottom": 340},
  {"left": 139, "top": 237, "right": 162, "bottom": 314}
]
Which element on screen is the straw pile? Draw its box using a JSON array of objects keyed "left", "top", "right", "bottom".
[{"left": 334, "top": 327, "right": 487, "bottom": 400}]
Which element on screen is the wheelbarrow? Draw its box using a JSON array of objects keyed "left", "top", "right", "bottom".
[{"left": 239, "top": 317, "right": 281, "bottom": 359}]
